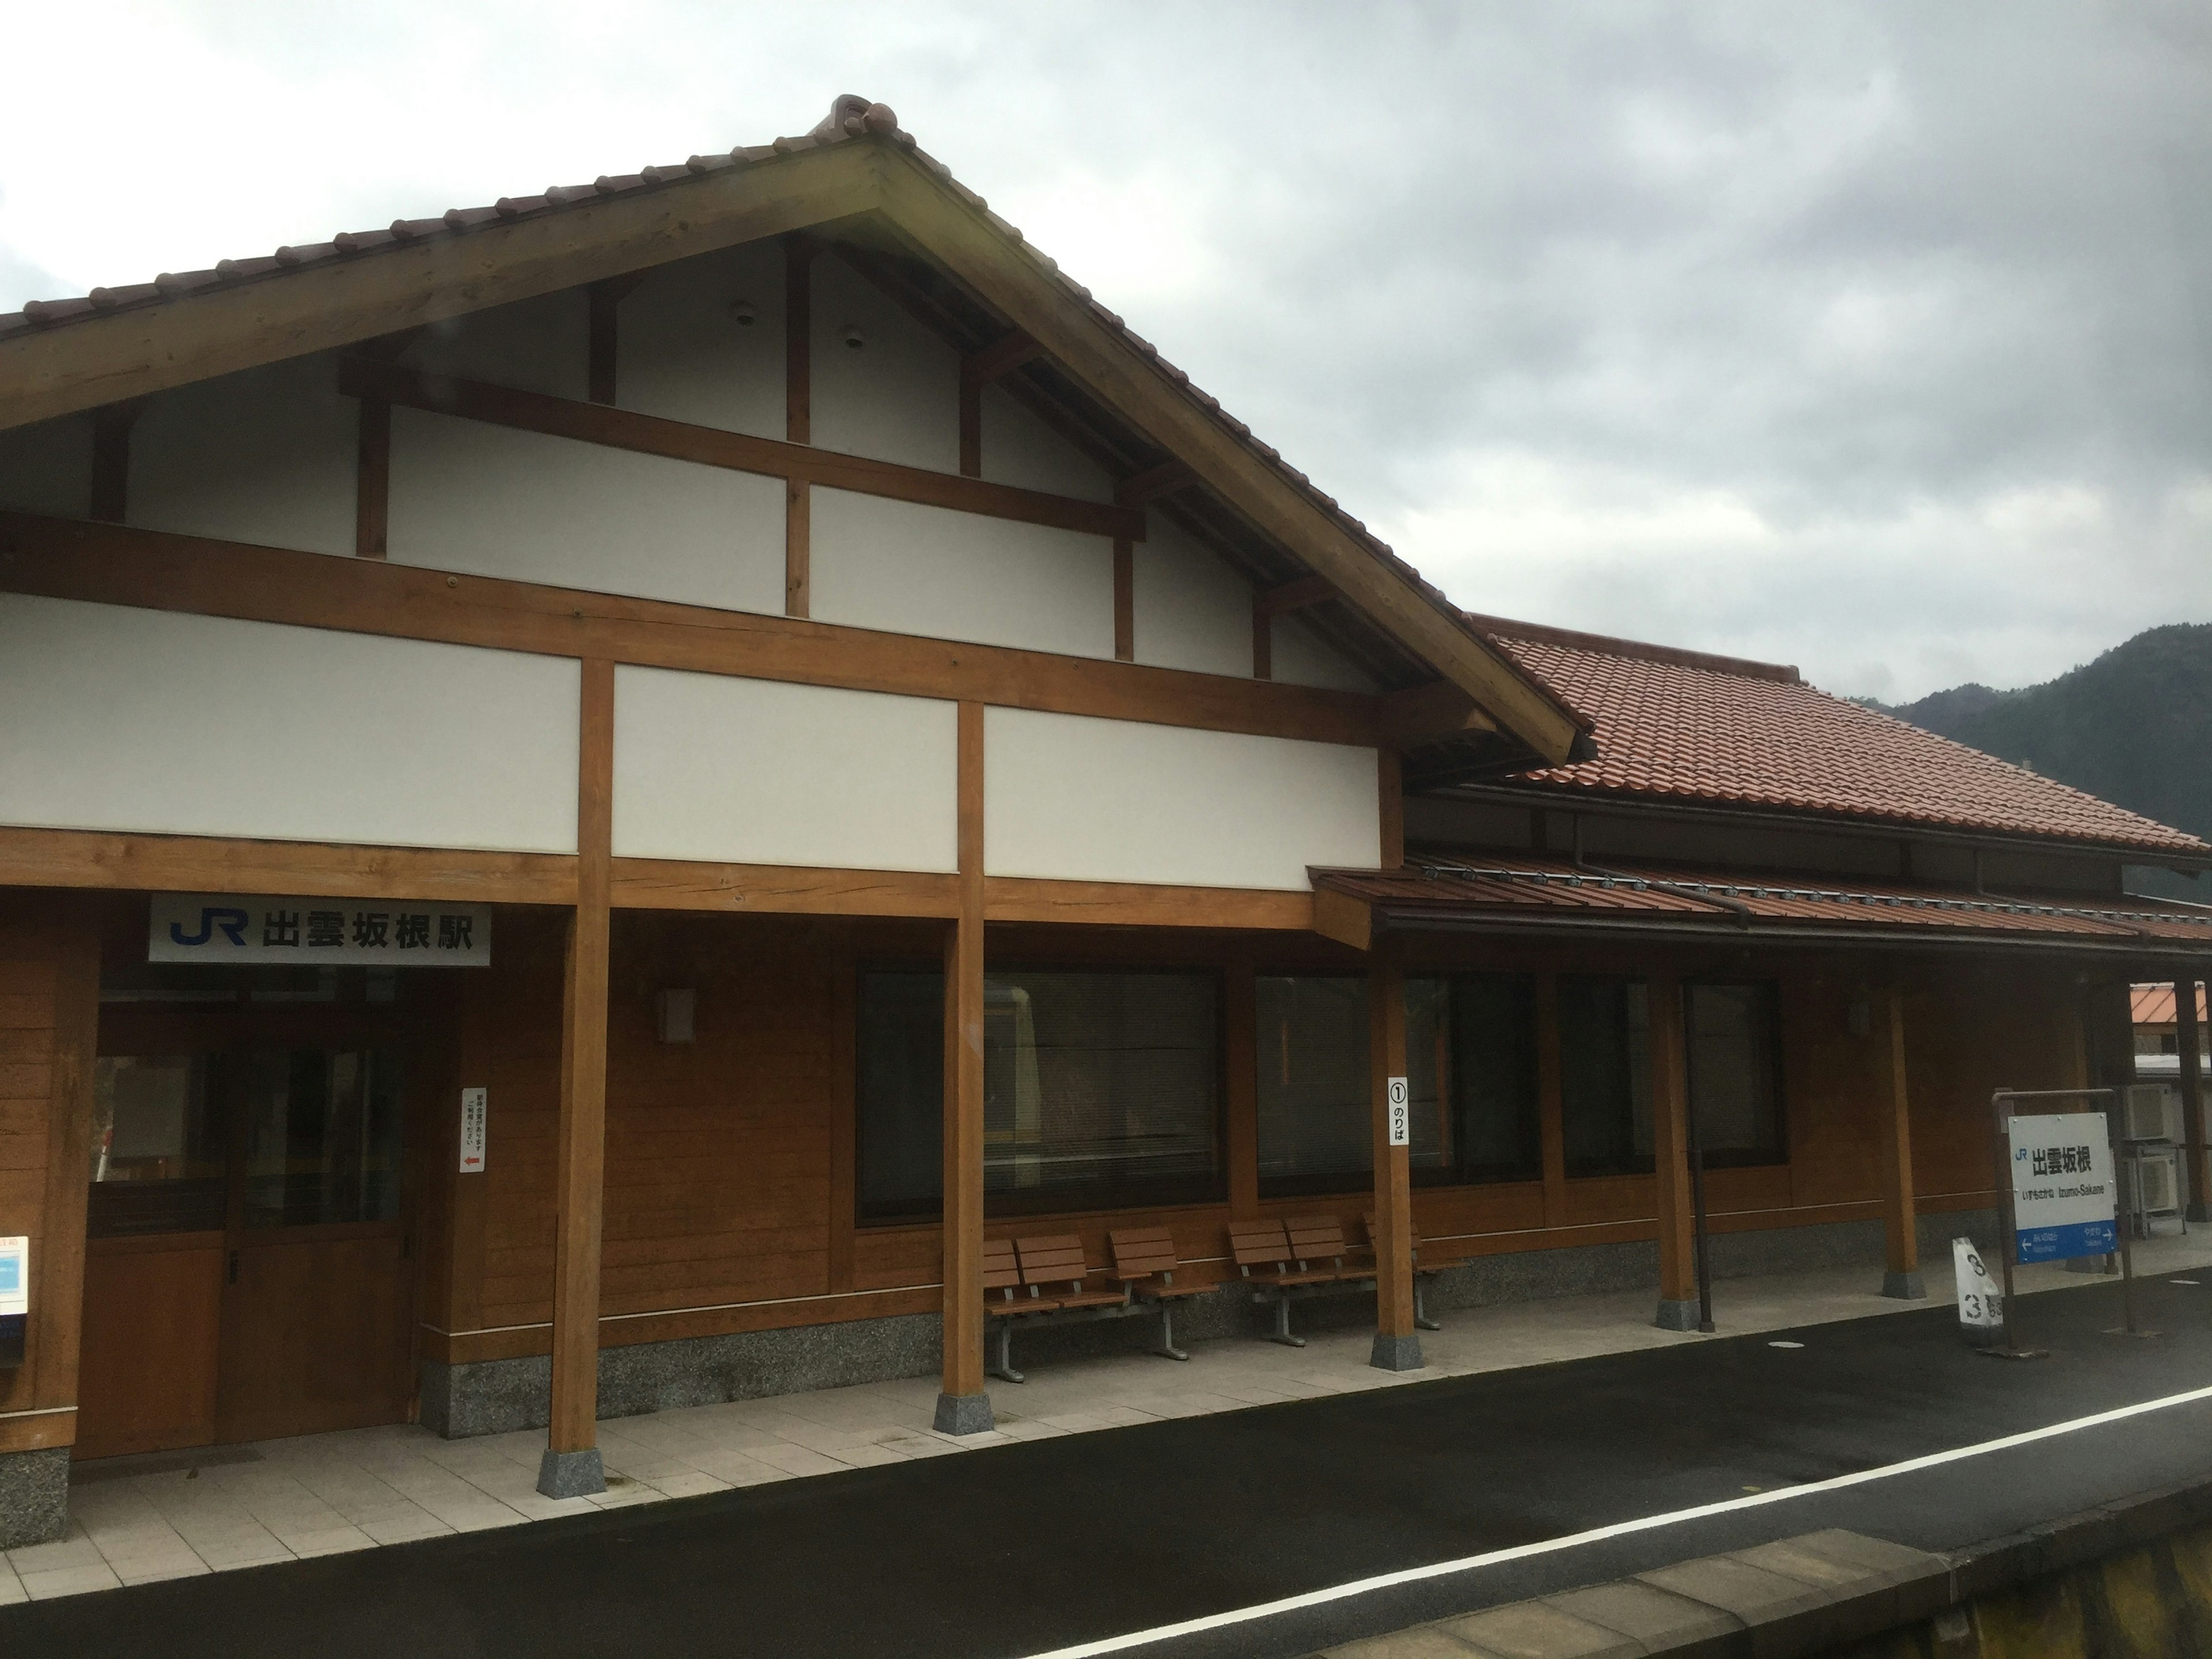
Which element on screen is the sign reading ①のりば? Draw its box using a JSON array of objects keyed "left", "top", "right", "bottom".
[{"left": 2006, "top": 1111, "right": 2118, "bottom": 1264}]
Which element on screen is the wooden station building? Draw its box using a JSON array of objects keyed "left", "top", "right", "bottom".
[{"left": 2, "top": 96, "right": 2209, "bottom": 1542}]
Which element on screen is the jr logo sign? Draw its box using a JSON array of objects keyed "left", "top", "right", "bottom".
[{"left": 168, "top": 907, "right": 249, "bottom": 948}]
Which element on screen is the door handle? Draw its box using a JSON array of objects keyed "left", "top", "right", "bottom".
[{"left": 228, "top": 1251, "right": 239, "bottom": 1285}]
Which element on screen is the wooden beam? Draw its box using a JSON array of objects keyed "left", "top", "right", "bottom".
[
  {"left": 1255, "top": 575, "right": 1333, "bottom": 620},
  {"left": 1112, "top": 539, "right": 1134, "bottom": 662},
  {"left": 873, "top": 150, "right": 1585, "bottom": 764},
  {"left": 1378, "top": 752, "right": 1404, "bottom": 870},
  {"left": 1374, "top": 679, "right": 1499, "bottom": 751},
  {"left": 785, "top": 234, "right": 815, "bottom": 445},
  {"left": 784, "top": 478, "right": 810, "bottom": 619},
  {"left": 1310, "top": 886, "right": 1372, "bottom": 953},
  {"left": 610, "top": 857, "right": 958, "bottom": 917},
  {"left": 983, "top": 877, "right": 1313, "bottom": 931},
  {"left": 0, "top": 823, "right": 576, "bottom": 904},
  {"left": 935, "top": 700, "right": 991, "bottom": 1434},
  {"left": 2179, "top": 977, "right": 2208, "bottom": 1223},
  {"left": 1115, "top": 458, "right": 1197, "bottom": 507},
  {"left": 1252, "top": 604, "right": 1272, "bottom": 681},
  {"left": 957, "top": 377, "right": 982, "bottom": 479},
  {"left": 339, "top": 358, "right": 1147, "bottom": 544},
  {"left": 1649, "top": 974, "right": 1696, "bottom": 1328},
  {"left": 1368, "top": 943, "right": 1419, "bottom": 1369},
  {"left": 89, "top": 401, "right": 141, "bottom": 524},
  {"left": 354, "top": 397, "right": 390, "bottom": 559},
  {"left": 540, "top": 657, "right": 613, "bottom": 1497},
  {"left": 0, "top": 513, "right": 1380, "bottom": 748},
  {"left": 585, "top": 275, "right": 642, "bottom": 407},
  {"left": 0, "top": 142, "right": 885, "bottom": 432},
  {"left": 965, "top": 328, "right": 1043, "bottom": 387},
  {"left": 1877, "top": 986, "right": 1923, "bottom": 1297}
]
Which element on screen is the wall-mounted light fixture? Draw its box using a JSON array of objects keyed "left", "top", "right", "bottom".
[
  {"left": 656, "top": 988, "right": 696, "bottom": 1045},
  {"left": 729, "top": 300, "right": 757, "bottom": 327},
  {"left": 840, "top": 325, "right": 865, "bottom": 350}
]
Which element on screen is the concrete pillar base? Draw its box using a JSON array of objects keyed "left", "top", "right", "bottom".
[
  {"left": 1882, "top": 1270, "right": 1927, "bottom": 1301},
  {"left": 1369, "top": 1331, "right": 1425, "bottom": 1372},
  {"left": 1654, "top": 1297, "right": 1702, "bottom": 1332},
  {"left": 0, "top": 1447, "right": 67, "bottom": 1550},
  {"left": 536, "top": 1446, "right": 605, "bottom": 1499},
  {"left": 933, "top": 1392, "right": 995, "bottom": 1435}
]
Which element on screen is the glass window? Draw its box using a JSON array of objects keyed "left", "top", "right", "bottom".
[
  {"left": 1687, "top": 983, "right": 1785, "bottom": 1167},
  {"left": 855, "top": 968, "right": 1222, "bottom": 1221},
  {"left": 1560, "top": 976, "right": 1653, "bottom": 1177},
  {"left": 1407, "top": 974, "right": 1543, "bottom": 1186},
  {"left": 88, "top": 1055, "right": 228, "bottom": 1236},
  {"left": 1256, "top": 976, "right": 1370, "bottom": 1198},
  {"left": 241, "top": 1048, "right": 404, "bottom": 1227}
]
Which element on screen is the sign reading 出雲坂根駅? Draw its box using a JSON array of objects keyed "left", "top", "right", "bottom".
[
  {"left": 2006, "top": 1111, "right": 2116, "bottom": 1264},
  {"left": 148, "top": 893, "right": 493, "bottom": 967}
]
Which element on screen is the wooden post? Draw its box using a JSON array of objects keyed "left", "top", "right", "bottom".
[
  {"left": 1877, "top": 986, "right": 1925, "bottom": 1298},
  {"left": 88, "top": 401, "right": 141, "bottom": 524},
  {"left": 354, "top": 397, "right": 390, "bottom": 559},
  {"left": 537, "top": 658, "right": 613, "bottom": 1498},
  {"left": 1225, "top": 954, "right": 1260, "bottom": 1218},
  {"left": 785, "top": 237, "right": 815, "bottom": 619},
  {"left": 1368, "top": 943, "right": 1421, "bottom": 1370},
  {"left": 1536, "top": 971, "right": 1566, "bottom": 1228},
  {"left": 1112, "top": 539, "right": 1134, "bottom": 662},
  {"left": 2179, "top": 978, "right": 2209, "bottom": 1223},
  {"left": 934, "top": 701, "right": 993, "bottom": 1434},
  {"left": 1649, "top": 975, "right": 1699, "bottom": 1331}
]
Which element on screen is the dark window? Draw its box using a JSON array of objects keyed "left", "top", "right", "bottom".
[
  {"left": 240, "top": 1048, "right": 405, "bottom": 1227},
  {"left": 1686, "top": 983, "right": 1785, "bottom": 1168},
  {"left": 1407, "top": 974, "right": 1543, "bottom": 1186},
  {"left": 855, "top": 968, "right": 1222, "bottom": 1222},
  {"left": 1256, "top": 976, "right": 1370, "bottom": 1197},
  {"left": 1560, "top": 975, "right": 1653, "bottom": 1177},
  {"left": 88, "top": 1055, "right": 228, "bottom": 1236}
]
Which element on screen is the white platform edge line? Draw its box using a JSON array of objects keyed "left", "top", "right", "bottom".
[{"left": 1021, "top": 1382, "right": 2212, "bottom": 1659}]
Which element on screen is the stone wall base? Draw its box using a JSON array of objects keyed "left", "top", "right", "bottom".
[
  {"left": 421, "top": 1207, "right": 1999, "bottom": 1438},
  {"left": 0, "top": 1446, "right": 69, "bottom": 1550}
]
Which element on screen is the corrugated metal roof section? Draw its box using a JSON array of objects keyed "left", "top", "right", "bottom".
[
  {"left": 1473, "top": 620, "right": 2208, "bottom": 859},
  {"left": 1312, "top": 856, "right": 2212, "bottom": 949}
]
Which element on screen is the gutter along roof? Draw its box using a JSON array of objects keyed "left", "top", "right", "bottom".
[
  {"left": 1312, "top": 857, "right": 2212, "bottom": 960},
  {"left": 0, "top": 96, "right": 1586, "bottom": 768},
  {"left": 1457, "top": 615, "right": 2210, "bottom": 862}
]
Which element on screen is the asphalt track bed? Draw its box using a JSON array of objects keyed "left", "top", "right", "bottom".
[{"left": 10, "top": 1278, "right": 2210, "bottom": 1659}]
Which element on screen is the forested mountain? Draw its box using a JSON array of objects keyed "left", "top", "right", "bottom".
[{"left": 1870, "top": 624, "right": 2212, "bottom": 900}]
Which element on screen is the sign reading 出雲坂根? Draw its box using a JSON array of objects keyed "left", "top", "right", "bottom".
[
  {"left": 2006, "top": 1111, "right": 2116, "bottom": 1264},
  {"left": 148, "top": 893, "right": 492, "bottom": 967}
]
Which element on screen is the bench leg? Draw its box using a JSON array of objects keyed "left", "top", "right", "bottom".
[
  {"left": 1415, "top": 1277, "right": 1442, "bottom": 1332},
  {"left": 1265, "top": 1296, "right": 1306, "bottom": 1349},
  {"left": 1155, "top": 1301, "right": 1189, "bottom": 1362},
  {"left": 986, "top": 1320, "right": 1025, "bottom": 1385}
]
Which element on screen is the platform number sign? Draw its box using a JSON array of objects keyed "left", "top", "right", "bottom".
[{"left": 1387, "top": 1077, "right": 1411, "bottom": 1147}]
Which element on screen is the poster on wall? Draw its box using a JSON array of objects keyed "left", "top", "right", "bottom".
[
  {"left": 149, "top": 893, "right": 493, "bottom": 967},
  {"left": 2006, "top": 1112, "right": 2116, "bottom": 1263}
]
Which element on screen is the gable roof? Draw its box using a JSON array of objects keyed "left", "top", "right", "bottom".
[
  {"left": 0, "top": 95, "right": 1586, "bottom": 767},
  {"left": 1461, "top": 613, "right": 2210, "bottom": 861}
]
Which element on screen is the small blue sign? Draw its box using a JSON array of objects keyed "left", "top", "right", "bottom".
[
  {"left": 0, "top": 1257, "right": 17, "bottom": 1295},
  {"left": 2016, "top": 1219, "right": 2116, "bottom": 1264}
]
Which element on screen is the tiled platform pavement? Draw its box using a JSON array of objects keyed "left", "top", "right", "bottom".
[{"left": 9, "top": 1230, "right": 2206, "bottom": 1605}]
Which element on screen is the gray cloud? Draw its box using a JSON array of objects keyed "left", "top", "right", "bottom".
[{"left": 1, "top": 1, "right": 2205, "bottom": 699}]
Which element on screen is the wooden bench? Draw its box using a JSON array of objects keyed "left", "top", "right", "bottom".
[
  {"left": 1108, "top": 1226, "right": 1212, "bottom": 1361},
  {"left": 1363, "top": 1211, "right": 1466, "bottom": 1331},
  {"left": 981, "top": 1234, "right": 1135, "bottom": 1383},
  {"left": 1228, "top": 1216, "right": 1374, "bottom": 1347}
]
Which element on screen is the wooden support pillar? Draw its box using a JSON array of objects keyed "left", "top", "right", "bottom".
[
  {"left": 784, "top": 237, "right": 815, "bottom": 618},
  {"left": 354, "top": 398, "right": 390, "bottom": 559},
  {"left": 1536, "top": 971, "right": 1566, "bottom": 1229},
  {"left": 1649, "top": 975, "right": 1699, "bottom": 1331},
  {"left": 88, "top": 400, "right": 141, "bottom": 524},
  {"left": 2179, "top": 977, "right": 2209, "bottom": 1223},
  {"left": 934, "top": 701, "right": 993, "bottom": 1434},
  {"left": 537, "top": 658, "right": 613, "bottom": 1498},
  {"left": 1368, "top": 944, "right": 1421, "bottom": 1370},
  {"left": 1877, "top": 986, "right": 1925, "bottom": 1298},
  {"left": 1112, "top": 539, "right": 1134, "bottom": 662},
  {"left": 1225, "top": 953, "right": 1260, "bottom": 1218}
]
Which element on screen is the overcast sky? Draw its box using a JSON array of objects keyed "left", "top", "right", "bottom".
[{"left": 3, "top": 3, "right": 2206, "bottom": 701}]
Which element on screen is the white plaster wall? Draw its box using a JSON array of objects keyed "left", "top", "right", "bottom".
[
  {"left": 400, "top": 289, "right": 589, "bottom": 400},
  {"left": 0, "top": 594, "right": 579, "bottom": 851},
  {"left": 386, "top": 408, "right": 785, "bottom": 613},
  {"left": 984, "top": 708, "right": 1380, "bottom": 889},
  {"left": 613, "top": 667, "right": 957, "bottom": 872},
  {"left": 1134, "top": 511, "right": 1255, "bottom": 679},
  {"left": 809, "top": 255, "right": 959, "bottom": 474},
  {"left": 810, "top": 488, "right": 1115, "bottom": 658},
  {"left": 126, "top": 355, "right": 357, "bottom": 557},
  {"left": 0, "top": 413, "right": 92, "bottom": 518},
  {"left": 978, "top": 385, "right": 1114, "bottom": 503},
  {"left": 1272, "top": 612, "right": 1379, "bottom": 693},
  {"left": 618, "top": 241, "right": 786, "bottom": 437}
]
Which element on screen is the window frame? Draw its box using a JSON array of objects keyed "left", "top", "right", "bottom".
[
  {"left": 1408, "top": 971, "right": 1545, "bottom": 1191},
  {"left": 1682, "top": 977, "right": 1789, "bottom": 1171}
]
